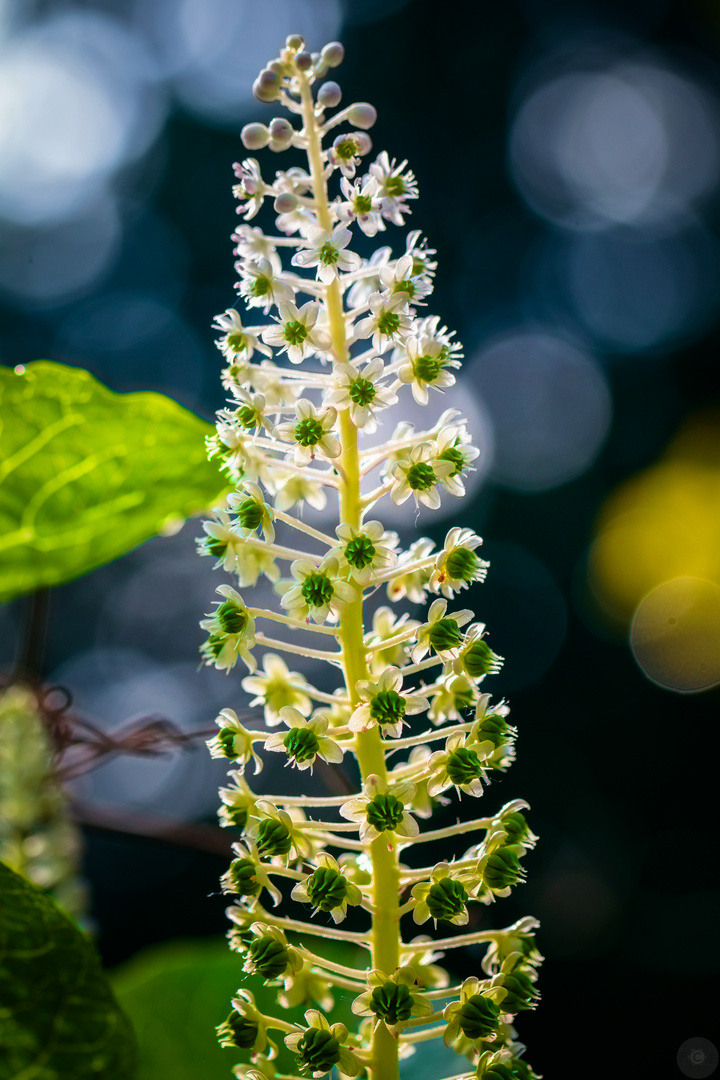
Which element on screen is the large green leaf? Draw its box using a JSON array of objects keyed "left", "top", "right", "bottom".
[
  {"left": 0, "top": 860, "right": 137, "bottom": 1080},
  {"left": 0, "top": 361, "right": 225, "bottom": 603}
]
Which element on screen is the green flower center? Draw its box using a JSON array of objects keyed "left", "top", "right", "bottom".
[
  {"left": 484, "top": 847, "right": 524, "bottom": 890},
  {"left": 301, "top": 572, "right": 334, "bottom": 608},
  {"left": 306, "top": 866, "right": 348, "bottom": 911},
  {"left": 384, "top": 175, "right": 407, "bottom": 196},
  {"left": 446, "top": 547, "right": 480, "bottom": 581},
  {"left": 456, "top": 993, "right": 500, "bottom": 1040},
  {"left": 348, "top": 377, "right": 376, "bottom": 406},
  {"left": 283, "top": 319, "right": 309, "bottom": 346},
  {"left": 366, "top": 792, "right": 405, "bottom": 833},
  {"left": 297, "top": 1027, "right": 342, "bottom": 1072},
  {"left": 354, "top": 194, "right": 373, "bottom": 213},
  {"left": 226, "top": 331, "right": 248, "bottom": 353},
  {"left": 499, "top": 969, "right": 538, "bottom": 1013},
  {"left": 428, "top": 617, "right": 462, "bottom": 653},
  {"left": 426, "top": 876, "right": 468, "bottom": 921},
  {"left": 393, "top": 278, "right": 416, "bottom": 297},
  {"left": 406, "top": 462, "right": 437, "bottom": 491},
  {"left": 235, "top": 498, "right": 264, "bottom": 530},
  {"left": 256, "top": 817, "right": 293, "bottom": 857},
  {"left": 283, "top": 726, "right": 320, "bottom": 763},
  {"left": 438, "top": 446, "right": 465, "bottom": 477},
  {"left": 411, "top": 256, "right": 428, "bottom": 276},
  {"left": 413, "top": 354, "right": 442, "bottom": 382},
  {"left": 463, "top": 640, "right": 499, "bottom": 678},
  {"left": 236, "top": 405, "right": 259, "bottom": 429},
  {"left": 446, "top": 746, "right": 484, "bottom": 786},
  {"left": 377, "top": 311, "right": 400, "bottom": 336},
  {"left": 225, "top": 804, "right": 249, "bottom": 830},
  {"left": 345, "top": 534, "right": 376, "bottom": 569},
  {"left": 228, "top": 857, "right": 260, "bottom": 896},
  {"left": 501, "top": 811, "right": 531, "bottom": 846},
  {"left": 204, "top": 633, "right": 226, "bottom": 661},
  {"left": 294, "top": 417, "right": 324, "bottom": 446},
  {"left": 334, "top": 138, "right": 357, "bottom": 161},
  {"left": 249, "top": 275, "right": 272, "bottom": 297},
  {"left": 248, "top": 935, "right": 289, "bottom": 979},
  {"left": 205, "top": 536, "right": 228, "bottom": 558},
  {"left": 369, "top": 981, "right": 413, "bottom": 1025},
  {"left": 453, "top": 687, "right": 476, "bottom": 711},
  {"left": 476, "top": 712, "right": 510, "bottom": 746},
  {"left": 318, "top": 242, "right": 340, "bottom": 266},
  {"left": 225, "top": 1011, "right": 259, "bottom": 1049},
  {"left": 216, "top": 600, "right": 247, "bottom": 635},
  {"left": 369, "top": 689, "right": 406, "bottom": 726}
]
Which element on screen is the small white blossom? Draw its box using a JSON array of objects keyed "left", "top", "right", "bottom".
[
  {"left": 324, "top": 359, "right": 397, "bottom": 431},
  {"left": 364, "top": 606, "right": 420, "bottom": 674},
  {"left": 369, "top": 151, "right": 419, "bottom": 224},
  {"left": 242, "top": 653, "right": 312, "bottom": 727},
  {"left": 411, "top": 598, "right": 474, "bottom": 664},
  {"left": 328, "top": 520, "right": 397, "bottom": 586},
  {"left": 430, "top": 527, "right": 488, "bottom": 598},
  {"left": 378, "top": 253, "right": 432, "bottom": 306},
  {"left": 386, "top": 537, "right": 435, "bottom": 603},
  {"left": 236, "top": 256, "right": 294, "bottom": 312},
  {"left": 390, "top": 443, "right": 454, "bottom": 510},
  {"left": 274, "top": 399, "right": 341, "bottom": 464},
  {"left": 227, "top": 481, "right": 275, "bottom": 543},
  {"left": 200, "top": 586, "right": 257, "bottom": 672},
  {"left": 280, "top": 554, "right": 357, "bottom": 624},
  {"left": 398, "top": 333, "right": 462, "bottom": 405},
  {"left": 337, "top": 174, "right": 385, "bottom": 236},
  {"left": 264, "top": 706, "right": 344, "bottom": 771},
  {"left": 261, "top": 301, "right": 332, "bottom": 364},
  {"left": 206, "top": 707, "right": 262, "bottom": 771},
  {"left": 291, "top": 225, "right": 362, "bottom": 283},
  {"left": 349, "top": 667, "right": 429, "bottom": 739},
  {"left": 290, "top": 851, "right": 363, "bottom": 924},
  {"left": 340, "top": 773, "right": 418, "bottom": 844},
  {"left": 273, "top": 473, "right": 327, "bottom": 512},
  {"left": 232, "top": 158, "right": 267, "bottom": 219},
  {"left": 213, "top": 308, "right": 272, "bottom": 361},
  {"left": 354, "top": 292, "right": 413, "bottom": 353}
]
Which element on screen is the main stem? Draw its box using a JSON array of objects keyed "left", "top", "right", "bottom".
[{"left": 300, "top": 77, "right": 400, "bottom": 1080}]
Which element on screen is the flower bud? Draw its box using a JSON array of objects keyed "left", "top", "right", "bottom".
[
  {"left": 241, "top": 123, "right": 270, "bottom": 150},
  {"left": 254, "top": 68, "right": 282, "bottom": 103},
  {"left": 286, "top": 34, "right": 304, "bottom": 50},
  {"left": 321, "top": 41, "right": 344, "bottom": 67},
  {"left": 317, "top": 81, "right": 342, "bottom": 108},
  {"left": 274, "top": 192, "right": 297, "bottom": 214},
  {"left": 348, "top": 102, "right": 377, "bottom": 129},
  {"left": 296, "top": 1028, "right": 341, "bottom": 1073},
  {"left": 456, "top": 993, "right": 500, "bottom": 1039},
  {"left": 369, "top": 981, "right": 413, "bottom": 1025},
  {"left": 228, "top": 858, "right": 261, "bottom": 897},
  {"left": 221, "top": 1011, "right": 259, "bottom": 1050},
  {"left": 295, "top": 51, "right": 313, "bottom": 71},
  {"left": 268, "top": 117, "right": 294, "bottom": 151},
  {"left": 483, "top": 847, "right": 525, "bottom": 890},
  {"left": 306, "top": 866, "right": 348, "bottom": 911},
  {"left": 256, "top": 817, "right": 292, "bottom": 857},
  {"left": 425, "top": 877, "right": 468, "bottom": 922}
]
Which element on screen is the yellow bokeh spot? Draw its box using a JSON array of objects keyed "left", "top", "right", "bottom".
[
  {"left": 589, "top": 413, "right": 720, "bottom": 623},
  {"left": 631, "top": 577, "right": 720, "bottom": 692}
]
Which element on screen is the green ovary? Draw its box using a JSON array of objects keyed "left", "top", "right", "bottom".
[
  {"left": 345, "top": 534, "right": 376, "bottom": 568},
  {"left": 348, "top": 377, "right": 376, "bottom": 406},
  {"left": 354, "top": 195, "right": 373, "bottom": 213},
  {"left": 428, "top": 617, "right": 462, "bottom": 652},
  {"left": 446, "top": 746, "right": 484, "bottom": 786},
  {"left": 249, "top": 275, "right": 272, "bottom": 297},
  {"left": 235, "top": 498, "right": 264, "bottom": 529},
  {"left": 384, "top": 175, "right": 407, "bottom": 196},
  {"left": 376, "top": 311, "right": 400, "bottom": 336},
  {"left": 236, "top": 405, "right": 259, "bottom": 429},
  {"left": 369, "top": 982, "right": 413, "bottom": 1025},
  {"left": 283, "top": 319, "right": 309, "bottom": 345},
  {"left": 205, "top": 536, "right": 228, "bottom": 558},
  {"left": 283, "top": 726, "right": 320, "bottom": 763},
  {"left": 225, "top": 331, "right": 247, "bottom": 353},
  {"left": 318, "top": 242, "right": 340, "bottom": 266},
  {"left": 426, "top": 877, "right": 468, "bottom": 921},
  {"left": 256, "top": 818, "right": 292, "bottom": 857},
  {"left": 306, "top": 866, "right": 348, "bottom": 911},
  {"left": 301, "top": 573, "right": 334, "bottom": 608},
  {"left": 369, "top": 689, "right": 406, "bottom": 727},
  {"left": 446, "top": 547, "right": 479, "bottom": 581},
  {"left": 294, "top": 417, "right": 324, "bottom": 446},
  {"left": 463, "top": 640, "right": 499, "bottom": 678},
  {"left": 483, "top": 847, "right": 523, "bottom": 890},
  {"left": 406, "top": 462, "right": 437, "bottom": 491},
  {"left": 225, "top": 1012, "right": 259, "bottom": 1049},
  {"left": 296, "top": 1028, "right": 341, "bottom": 1072},
  {"left": 216, "top": 600, "right": 247, "bottom": 635},
  {"left": 366, "top": 792, "right": 405, "bottom": 833},
  {"left": 456, "top": 993, "right": 500, "bottom": 1039},
  {"left": 228, "top": 858, "right": 260, "bottom": 896},
  {"left": 438, "top": 446, "right": 465, "bottom": 476},
  {"left": 248, "top": 935, "right": 289, "bottom": 979}
]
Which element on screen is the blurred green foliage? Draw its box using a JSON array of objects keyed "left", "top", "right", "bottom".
[
  {"left": 0, "top": 361, "right": 225, "bottom": 603},
  {"left": 0, "top": 860, "right": 137, "bottom": 1080}
]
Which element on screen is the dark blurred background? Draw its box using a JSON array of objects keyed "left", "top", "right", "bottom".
[{"left": 1, "top": 0, "right": 720, "bottom": 1076}]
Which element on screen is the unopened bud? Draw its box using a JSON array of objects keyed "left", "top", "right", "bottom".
[
  {"left": 274, "top": 192, "right": 297, "bottom": 214},
  {"left": 268, "top": 117, "right": 294, "bottom": 151},
  {"left": 321, "top": 42, "right": 345, "bottom": 68},
  {"left": 241, "top": 123, "right": 270, "bottom": 150},
  {"left": 317, "top": 81, "right": 342, "bottom": 108},
  {"left": 254, "top": 68, "right": 282, "bottom": 103},
  {"left": 295, "top": 51, "right": 313, "bottom": 71},
  {"left": 286, "top": 34, "right": 304, "bottom": 50},
  {"left": 348, "top": 102, "right": 377, "bottom": 129}
]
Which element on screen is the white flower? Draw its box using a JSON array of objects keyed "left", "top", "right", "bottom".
[
  {"left": 206, "top": 708, "right": 262, "bottom": 772},
  {"left": 264, "top": 706, "right": 344, "bottom": 771},
  {"left": 410, "top": 862, "right": 480, "bottom": 926},
  {"left": 369, "top": 151, "right": 419, "bottom": 223},
  {"left": 351, "top": 967, "right": 433, "bottom": 1034},
  {"left": 261, "top": 301, "right": 332, "bottom": 364},
  {"left": 274, "top": 399, "right": 341, "bottom": 465},
  {"left": 425, "top": 729, "right": 496, "bottom": 799},
  {"left": 428, "top": 674, "right": 479, "bottom": 725},
  {"left": 222, "top": 839, "right": 281, "bottom": 908},
  {"left": 430, "top": 423, "right": 480, "bottom": 499},
  {"left": 218, "top": 771, "right": 258, "bottom": 829},
  {"left": 213, "top": 308, "right": 271, "bottom": 361},
  {"left": 404, "top": 229, "right": 437, "bottom": 279},
  {"left": 273, "top": 474, "right": 327, "bottom": 513},
  {"left": 398, "top": 333, "right": 461, "bottom": 405},
  {"left": 227, "top": 481, "right": 275, "bottom": 543},
  {"left": 285, "top": 1009, "right": 361, "bottom": 1077},
  {"left": 280, "top": 555, "right": 357, "bottom": 624},
  {"left": 324, "top": 359, "right": 397, "bottom": 431},
  {"left": 354, "top": 292, "right": 413, "bottom": 352},
  {"left": 249, "top": 800, "right": 316, "bottom": 862},
  {"left": 291, "top": 225, "right": 362, "bottom": 283},
  {"left": 451, "top": 623, "right": 504, "bottom": 681},
  {"left": 378, "top": 253, "right": 433, "bottom": 306},
  {"left": 200, "top": 586, "right": 257, "bottom": 672},
  {"left": 346, "top": 245, "right": 392, "bottom": 307},
  {"left": 349, "top": 667, "right": 429, "bottom": 739},
  {"left": 390, "top": 443, "right": 454, "bottom": 509},
  {"left": 234, "top": 544, "right": 280, "bottom": 588},
  {"left": 232, "top": 223, "right": 276, "bottom": 260},
  {"left": 411, "top": 598, "right": 474, "bottom": 663},
  {"left": 236, "top": 256, "right": 294, "bottom": 312},
  {"left": 232, "top": 158, "right": 267, "bottom": 219},
  {"left": 430, "top": 527, "right": 488, "bottom": 598},
  {"left": 290, "top": 851, "right": 363, "bottom": 924},
  {"left": 328, "top": 130, "right": 371, "bottom": 178},
  {"left": 336, "top": 174, "right": 385, "bottom": 236},
  {"left": 230, "top": 388, "right": 273, "bottom": 436},
  {"left": 197, "top": 509, "right": 242, "bottom": 573},
  {"left": 328, "top": 520, "right": 397, "bottom": 586},
  {"left": 242, "top": 653, "right": 312, "bottom": 727},
  {"left": 340, "top": 773, "right": 418, "bottom": 844}
]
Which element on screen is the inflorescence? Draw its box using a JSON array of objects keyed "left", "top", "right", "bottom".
[{"left": 200, "top": 35, "right": 541, "bottom": 1080}]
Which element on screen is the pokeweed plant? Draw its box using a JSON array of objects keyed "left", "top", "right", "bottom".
[{"left": 200, "top": 35, "right": 542, "bottom": 1080}]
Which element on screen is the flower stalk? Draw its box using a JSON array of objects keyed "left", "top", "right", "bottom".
[{"left": 200, "top": 34, "right": 542, "bottom": 1080}]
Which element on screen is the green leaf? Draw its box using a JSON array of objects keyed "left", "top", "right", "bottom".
[
  {"left": 112, "top": 937, "right": 363, "bottom": 1080},
  {"left": 0, "top": 361, "right": 225, "bottom": 604},
  {"left": 0, "top": 860, "right": 137, "bottom": 1080}
]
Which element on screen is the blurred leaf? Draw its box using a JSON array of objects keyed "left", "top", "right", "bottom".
[
  {"left": 0, "top": 859, "right": 137, "bottom": 1080},
  {"left": 111, "top": 936, "right": 365, "bottom": 1080},
  {"left": 0, "top": 361, "right": 225, "bottom": 604}
]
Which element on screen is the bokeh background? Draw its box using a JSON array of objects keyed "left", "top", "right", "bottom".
[{"left": 1, "top": 0, "right": 720, "bottom": 1076}]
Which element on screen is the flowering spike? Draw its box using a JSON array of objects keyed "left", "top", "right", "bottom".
[{"left": 200, "top": 36, "right": 541, "bottom": 1080}]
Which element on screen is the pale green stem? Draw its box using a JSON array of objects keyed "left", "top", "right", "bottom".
[
  {"left": 401, "top": 929, "right": 496, "bottom": 952},
  {"left": 299, "top": 70, "right": 400, "bottom": 1080},
  {"left": 297, "top": 946, "right": 368, "bottom": 980},
  {"left": 399, "top": 816, "right": 492, "bottom": 846},
  {"left": 249, "top": 608, "right": 340, "bottom": 636},
  {"left": 273, "top": 508, "right": 336, "bottom": 545},
  {"left": 398, "top": 1023, "right": 446, "bottom": 1044},
  {"left": 254, "top": 632, "right": 343, "bottom": 664},
  {"left": 258, "top": 908, "right": 370, "bottom": 946},
  {"left": 386, "top": 720, "right": 475, "bottom": 749}
]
